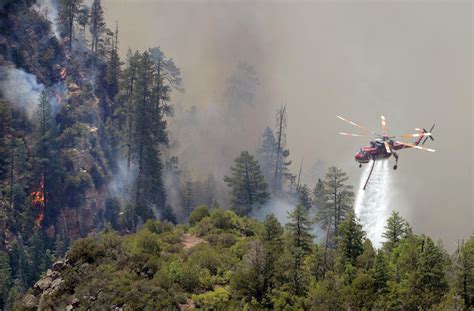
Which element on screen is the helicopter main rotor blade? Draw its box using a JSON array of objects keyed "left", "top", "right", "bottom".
[
  {"left": 391, "top": 133, "right": 432, "bottom": 139},
  {"left": 381, "top": 115, "right": 388, "bottom": 136},
  {"left": 396, "top": 141, "right": 436, "bottom": 152},
  {"left": 339, "top": 132, "right": 371, "bottom": 137},
  {"left": 384, "top": 141, "right": 392, "bottom": 154},
  {"left": 337, "top": 115, "right": 379, "bottom": 136}
]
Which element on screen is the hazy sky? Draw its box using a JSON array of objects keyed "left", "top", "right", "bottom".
[{"left": 102, "top": 0, "right": 472, "bottom": 249}]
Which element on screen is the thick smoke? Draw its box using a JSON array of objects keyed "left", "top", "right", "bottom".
[
  {"left": 0, "top": 66, "right": 68, "bottom": 118},
  {"left": 32, "top": 0, "right": 60, "bottom": 38},
  {"left": 0, "top": 67, "right": 45, "bottom": 119},
  {"left": 103, "top": 1, "right": 471, "bottom": 249},
  {"left": 167, "top": 63, "right": 272, "bottom": 208}
]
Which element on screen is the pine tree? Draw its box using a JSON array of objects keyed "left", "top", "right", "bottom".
[
  {"left": 76, "top": 4, "right": 89, "bottom": 42},
  {"left": 273, "top": 105, "right": 291, "bottom": 194},
  {"left": 121, "top": 48, "right": 181, "bottom": 222},
  {"left": 317, "top": 166, "right": 354, "bottom": 243},
  {"left": 7, "top": 137, "right": 31, "bottom": 216},
  {"left": 356, "top": 239, "right": 376, "bottom": 271},
  {"left": 147, "top": 47, "right": 184, "bottom": 95},
  {"left": 0, "top": 101, "right": 12, "bottom": 179},
  {"left": 120, "top": 50, "right": 141, "bottom": 170},
  {"left": 182, "top": 178, "right": 195, "bottom": 217},
  {"left": 382, "top": 211, "right": 412, "bottom": 252},
  {"left": 5, "top": 278, "right": 24, "bottom": 310},
  {"left": 28, "top": 231, "right": 49, "bottom": 281},
  {"left": 312, "top": 178, "right": 325, "bottom": 210},
  {"left": 35, "top": 91, "right": 56, "bottom": 160},
  {"left": 337, "top": 212, "right": 365, "bottom": 268},
  {"left": 0, "top": 250, "right": 11, "bottom": 309},
  {"left": 59, "top": 0, "right": 82, "bottom": 50},
  {"left": 297, "top": 184, "right": 312, "bottom": 211},
  {"left": 370, "top": 251, "right": 389, "bottom": 296},
  {"left": 260, "top": 214, "right": 284, "bottom": 305},
  {"left": 131, "top": 52, "right": 167, "bottom": 221},
  {"left": 256, "top": 126, "right": 276, "bottom": 185},
  {"left": 33, "top": 91, "right": 63, "bottom": 226},
  {"left": 286, "top": 204, "right": 313, "bottom": 296},
  {"left": 104, "top": 22, "right": 121, "bottom": 103},
  {"left": 455, "top": 236, "right": 474, "bottom": 308},
  {"left": 409, "top": 237, "right": 449, "bottom": 308},
  {"left": 90, "top": 0, "right": 105, "bottom": 53},
  {"left": 9, "top": 236, "right": 31, "bottom": 290},
  {"left": 224, "top": 151, "right": 269, "bottom": 215},
  {"left": 287, "top": 204, "right": 313, "bottom": 255}
]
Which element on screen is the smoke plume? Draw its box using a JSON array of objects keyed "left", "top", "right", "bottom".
[
  {"left": 32, "top": 0, "right": 60, "bottom": 38},
  {"left": 0, "top": 67, "right": 45, "bottom": 119}
]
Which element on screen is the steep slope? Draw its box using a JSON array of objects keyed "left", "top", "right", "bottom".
[{"left": 0, "top": 1, "right": 119, "bottom": 306}]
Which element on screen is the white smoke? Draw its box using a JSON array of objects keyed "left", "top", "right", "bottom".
[
  {"left": 252, "top": 197, "right": 323, "bottom": 241},
  {"left": 0, "top": 67, "right": 45, "bottom": 119},
  {"left": 163, "top": 163, "right": 183, "bottom": 221},
  {"left": 252, "top": 197, "right": 295, "bottom": 225},
  {"left": 108, "top": 156, "right": 137, "bottom": 199},
  {"left": 354, "top": 160, "right": 391, "bottom": 248},
  {"left": 32, "top": 0, "right": 60, "bottom": 38}
]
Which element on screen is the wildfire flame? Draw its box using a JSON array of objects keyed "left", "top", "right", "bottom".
[
  {"left": 31, "top": 171, "right": 46, "bottom": 228},
  {"left": 60, "top": 68, "right": 67, "bottom": 80}
]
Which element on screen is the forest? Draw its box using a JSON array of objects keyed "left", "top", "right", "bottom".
[{"left": 0, "top": 0, "right": 472, "bottom": 310}]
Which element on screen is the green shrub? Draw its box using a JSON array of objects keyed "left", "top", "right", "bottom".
[
  {"left": 144, "top": 219, "right": 174, "bottom": 234},
  {"left": 188, "top": 244, "right": 223, "bottom": 275},
  {"left": 207, "top": 233, "right": 237, "bottom": 248},
  {"left": 130, "top": 229, "right": 161, "bottom": 257},
  {"left": 210, "top": 208, "right": 235, "bottom": 230},
  {"left": 67, "top": 237, "right": 105, "bottom": 264},
  {"left": 192, "top": 287, "right": 231, "bottom": 309},
  {"left": 189, "top": 205, "right": 210, "bottom": 225},
  {"left": 167, "top": 260, "right": 202, "bottom": 292}
]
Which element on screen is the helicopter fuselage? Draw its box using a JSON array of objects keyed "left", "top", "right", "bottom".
[{"left": 354, "top": 139, "right": 405, "bottom": 163}]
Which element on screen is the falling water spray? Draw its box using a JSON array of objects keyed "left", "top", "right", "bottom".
[{"left": 354, "top": 160, "right": 391, "bottom": 248}]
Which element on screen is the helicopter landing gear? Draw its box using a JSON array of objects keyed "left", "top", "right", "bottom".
[
  {"left": 359, "top": 163, "right": 362, "bottom": 168},
  {"left": 393, "top": 165, "right": 397, "bottom": 170}
]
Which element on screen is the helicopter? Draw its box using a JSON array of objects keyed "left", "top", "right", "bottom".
[{"left": 337, "top": 115, "right": 435, "bottom": 190}]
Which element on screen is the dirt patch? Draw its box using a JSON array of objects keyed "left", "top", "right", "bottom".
[
  {"left": 182, "top": 233, "right": 206, "bottom": 249},
  {"left": 179, "top": 298, "right": 195, "bottom": 311}
]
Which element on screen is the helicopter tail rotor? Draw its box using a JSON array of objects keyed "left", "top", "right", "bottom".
[{"left": 421, "top": 124, "right": 435, "bottom": 145}]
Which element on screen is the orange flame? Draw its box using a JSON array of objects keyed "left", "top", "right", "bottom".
[
  {"left": 60, "top": 68, "right": 67, "bottom": 80},
  {"left": 31, "top": 171, "right": 46, "bottom": 228}
]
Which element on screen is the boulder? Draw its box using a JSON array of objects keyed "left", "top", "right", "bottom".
[
  {"left": 34, "top": 277, "right": 52, "bottom": 291},
  {"left": 22, "top": 294, "right": 38, "bottom": 309}
]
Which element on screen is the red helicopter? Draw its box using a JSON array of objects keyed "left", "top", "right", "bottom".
[{"left": 337, "top": 115, "right": 435, "bottom": 190}]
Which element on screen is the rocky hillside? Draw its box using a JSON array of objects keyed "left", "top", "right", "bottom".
[
  {"left": 1, "top": 1, "right": 113, "bottom": 241},
  {"left": 0, "top": 1, "right": 125, "bottom": 306}
]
